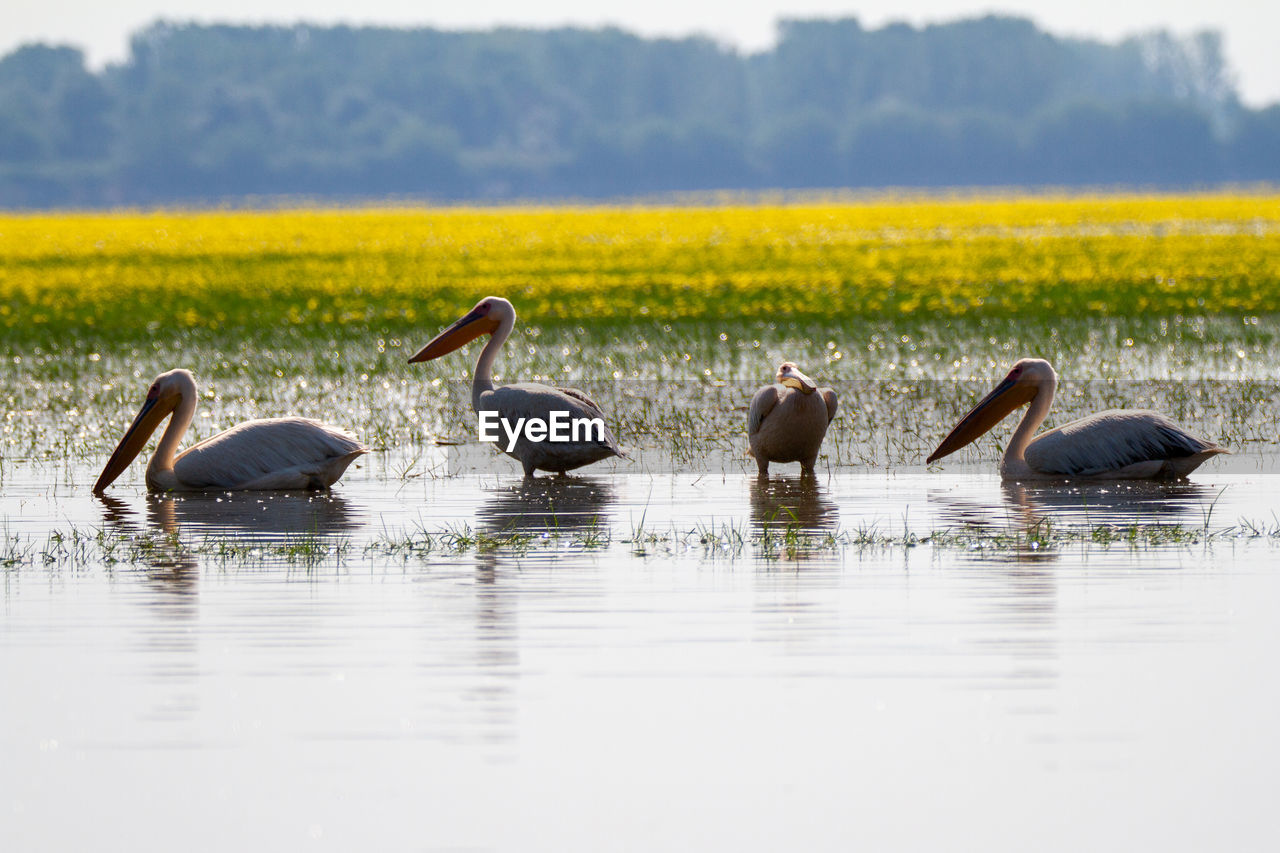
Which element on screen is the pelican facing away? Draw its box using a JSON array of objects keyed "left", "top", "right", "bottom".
[
  {"left": 94, "top": 369, "right": 367, "bottom": 493},
  {"left": 747, "top": 362, "right": 838, "bottom": 475},
  {"left": 409, "top": 296, "right": 624, "bottom": 476},
  {"left": 926, "top": 358, "right": 1227, "bottom": 480}
]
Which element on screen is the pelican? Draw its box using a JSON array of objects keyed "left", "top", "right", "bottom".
[
  {"left": 747, "top": 362, "right": 839, "bottom": 475},
  {"left": 94, "top": 369, "right": 367, "bottom": 493},
  {"left": 409, "top": 296, "right": 624, "bottom": 476},
  {"left": 926, "top": 358, "right": 1227, "bottom": 480}
]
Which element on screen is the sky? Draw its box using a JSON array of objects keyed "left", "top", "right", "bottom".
[{"left": 6, "top": 0, "right": 1279, "bottom": 106}]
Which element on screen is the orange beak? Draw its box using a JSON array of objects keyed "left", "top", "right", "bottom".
[
  {"left": 927, "top": 374, "right": 1036, "bottom": 464},
  {"left": 778, "top": 364, "right": 817, "bottom": 394},
  {"left": 408, "top": 306, "right": 499, "bottom": 363},
  {"left": 93, "top": 394, "right": 172, "bottom": 492}
]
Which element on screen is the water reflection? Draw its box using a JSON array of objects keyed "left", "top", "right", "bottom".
[
  {"left": 146, "top": 491, "right": 362, "bottom": 541},
  {"left": 458, "top": 569, "right": 521, "bottom": 742},
  {"left": 96, "top": 494, "right": 199, "bottom": 592},
  {"left": 94, "top": 495, "right": 203, "bottom": 726},
  {"left": 749, "top": 474, "right": 838, "bottom": 532},
  {"left": 930, "top": 480, "right": 1223, "bottom": 534},
  {"left": 95, "top": 491, "right": 363, "bottom": 585},
  {"left": 475, "top": 476, "right": 615, "bottom": 536},
  {"left": 924, "top": 486, "right": 1057, "bottom": 566},
  {"left": 1003, "top": 480, "right": 1223, "bottom": 529},
  {"left": 927, "top": 479, "right": 1228, "bottom": 566}
]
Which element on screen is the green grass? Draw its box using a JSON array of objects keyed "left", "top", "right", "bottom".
[
  {"left": 5, "top": 314, "right": 1280, "bottom": 468},
  {"left": 5, "top": 512, "right": 1280, "bottom": 573}
]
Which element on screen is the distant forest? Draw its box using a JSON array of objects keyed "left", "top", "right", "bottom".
[{"left": 1, "top": 16, "right": 1278, "bottom": 206}]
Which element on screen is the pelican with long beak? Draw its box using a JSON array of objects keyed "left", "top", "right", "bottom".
[
  {"left": 747, "top": 362, "right": 839, "bottom": 475},
  {"left": 409, "top": 296, "right": 624, "bottom": 476},
  {"left": 94, "top": 369, "right": 367, "bottom": 493},
  {"left": 926, "top": 358, "right": 1227, "bottom": 480}
]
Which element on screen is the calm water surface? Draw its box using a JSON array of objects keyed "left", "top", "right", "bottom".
[{"left": 3, "top": 451, "right": 1279, "bottom": 851}]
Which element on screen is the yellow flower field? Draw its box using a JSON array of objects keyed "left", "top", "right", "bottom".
[{"left": 2, "top": 193, "right": 1278, "bottom": 335}]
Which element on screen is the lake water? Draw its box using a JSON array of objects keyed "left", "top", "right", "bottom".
[{"left": 3, "top": 449, "right": 1280, "bottom": 851}]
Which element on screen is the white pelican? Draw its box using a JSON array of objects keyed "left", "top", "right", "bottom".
[
  {"left": 926, "top": 358, "right": 1227, "bottom": 480},
  {"left": 409, "top": 296, "right": 624, "bottom": 477},
  {"left": 747, "top": 362, "right": 838, "bottom": 475},
  {"left": 93, "top": 369, "right": 367, "bottom": 493}
]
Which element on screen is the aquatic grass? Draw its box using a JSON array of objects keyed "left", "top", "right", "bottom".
[
  {"left": 5, "top": 508, "right": 1280, "bottom": 573},
  {"left": 369, "top": 522, "right": 542, "bottom": 557},
  {"left": 1, "top": 527, "right": 32, "bottom": 568},
  {"left": 7, "top": 314, "right": 1280, "bottom": 475}
]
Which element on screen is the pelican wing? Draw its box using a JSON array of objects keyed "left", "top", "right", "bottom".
[
  {"left": 1025, "top": 409, "right": 1220, "bottom": 477},
  {"left": 555, "top": 386, "right": 608, "bottom": 420},
  {"left": 820, "top": 387, "right": 839, "bottom": 424},
  {"left": 482, "top": 382, "right": 624, "bottom": 457},
  {"left": 747, "top": 385, "right": 780, "bottom": 436},
  {"left": 173, "top": 417, "right": 365, "bottom": 489}
]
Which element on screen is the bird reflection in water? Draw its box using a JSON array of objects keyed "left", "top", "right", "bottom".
[
  {"left": 476, "top": 476, "right": 616, "bottom": 538},
  {"left": 749, "top": 474, "right": 838, "bottom": 533},
  {"left": 928, "top": 479, "right": 1225, "bottom": 565},
  {"left": 96, "top": 491, "right": 362, "bottom": 583},
  {"left": 1002, "top": 479, "right": 1223, "bottom": 529},
  {"left": 141, "top": 490, "right": 361, "bottom": 543},
  {"left": 95, "top": 493, "right": 198, "bottom": 595},
  {"left": 470, "top": 477, "right": 615, "bottom": 585},
  {"left": 94, "top": 498, "right": 207, "bottom": 723}
]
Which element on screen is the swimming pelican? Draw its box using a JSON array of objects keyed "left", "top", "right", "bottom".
[
  {"left": 409, "top": 296, "right": 624, "bottom": 476},
  {"left": 926, "top": 358, "right": 1227, "bottom": 480},
  {"left": 747, "top": 362, "right": 838, "bottom": 475},
  {"left": 93, "top": 369, "right": 367, "bottom": 493}
]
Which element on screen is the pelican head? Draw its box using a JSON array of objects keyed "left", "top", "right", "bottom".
[
  {"left": 409, "top": 296, "right": 514, "bottom": 363},
  {"left": 927, "top": 358, "right": 1055, "bottom": 464},
  {"left": 94, "top": 369, "right": 196, "bottom": 493},
  {"left": 776, "top": 362, "right": 817, "bottom": 394}
]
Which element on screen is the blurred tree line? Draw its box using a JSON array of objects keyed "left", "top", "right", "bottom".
[{"left": 1, "top": 15, "right": 1277, "bottom": 206}]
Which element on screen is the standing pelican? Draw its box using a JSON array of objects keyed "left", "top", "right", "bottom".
[
  {"left": 409, "top": 296, "right": 624, "bottom": 476},
  {"left": 747, "top": 362, "right": 839, "bottom": 475},
  {"left": 926, "top": 358, "right": 1227, "bottom": 480},
  {"left": 94, "top": 369, "right": 367, "bottom": 493}
]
